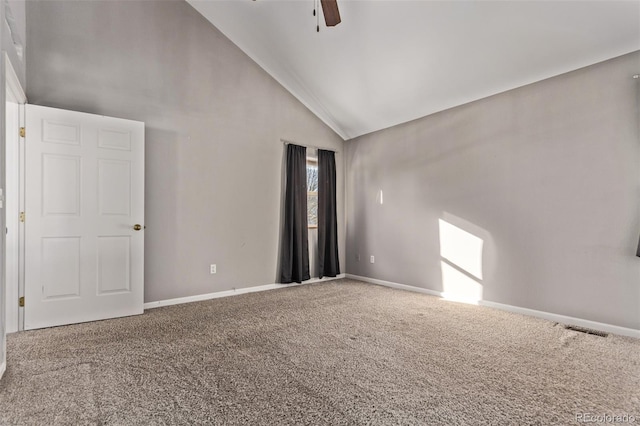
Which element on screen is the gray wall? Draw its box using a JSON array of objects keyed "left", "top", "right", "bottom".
[
  {"left": 346, "top": 52, "right": 640, "bottom": 329},
  {"left": 26, "top": 0, "right": 345, "bottom": 303},
  {"left": 4, "top": 0, "right": 25, "bottom": 87}
]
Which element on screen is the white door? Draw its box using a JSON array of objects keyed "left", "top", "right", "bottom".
[{"left": 24, "top": 105, "right": 144, "bottom": 330}]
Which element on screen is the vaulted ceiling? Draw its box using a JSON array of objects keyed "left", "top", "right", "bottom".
[{"left": 188, "top": 1, "right": 640, "bottom": 140}]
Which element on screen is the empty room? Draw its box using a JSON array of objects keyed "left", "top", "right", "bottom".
[{"left": 0, "top": 0, "right": 639, "bottom": 424}]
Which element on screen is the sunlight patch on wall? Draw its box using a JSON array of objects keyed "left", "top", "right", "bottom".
[
  {"left": 440, "top": 261, "right": 483, "bottom": 304},
  {"left": 439, "top": 219, "right": 484, "bottom": 304}
]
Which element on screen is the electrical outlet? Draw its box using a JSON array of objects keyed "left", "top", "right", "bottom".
[
  {"left": 210, "top": 264, "right": 217, "bottom": 274},
  {"left": 370, "top": 256, "right": 375, "bottom": 264}
]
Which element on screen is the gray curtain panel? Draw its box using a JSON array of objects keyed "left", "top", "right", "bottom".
[
  {"left": 318, "top": 149, "right": 340, "bottom": 278},
  {"left": 280, "top": 144, "right": 310, "bottom": 283}
]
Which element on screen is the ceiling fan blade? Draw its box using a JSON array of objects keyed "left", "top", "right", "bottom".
[{"left": 321, "top": 0, "right": 341, "bottom": 27}]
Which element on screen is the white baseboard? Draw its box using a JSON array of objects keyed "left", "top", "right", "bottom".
[
  {"left": 477, "top": 300, "right": 640, "bottom": 339},
  {"left": 144, "top": 274, "right": 346, "bottom": 310},
  {"left": 0, "top": 361, "right": 6, "bottom": 380},
  {"left": 345, "top": 274, "right": 640, "bottom": 339},
  {"left": 345, "top": 274, "right": 444, "bottom": 298}
]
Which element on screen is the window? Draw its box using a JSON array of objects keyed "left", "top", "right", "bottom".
[{"left": 307, "top": 158, "right": 318, "bottom": 228}]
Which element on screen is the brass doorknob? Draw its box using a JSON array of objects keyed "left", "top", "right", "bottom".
[{"left": 133, "top": 224, "right": 142, "bottom": 231}]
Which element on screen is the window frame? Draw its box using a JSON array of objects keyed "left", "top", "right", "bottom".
[{"left": 306, "top": 157, "right": 318, "bottom": 229}]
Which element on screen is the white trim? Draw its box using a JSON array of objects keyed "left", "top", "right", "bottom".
[
  {"left": 4, "top": 54, "right": 26, "bottom": 334},
  {"left": 144, "top": 274, "right": 346, "bottom": 310},
  {"left": 4, "top": 101, "right": 19, "bottom": 333},
  {"left": 345, "top": 274, "right": 444, "bottom": 298},
  {"left": 0, "top": 361, "right": 5, "bottom": 379},
  {"left": 477, "top": 300, "right": 640, "bottom": 339},
  {"left": 345, "top": 274, "right": 640, "bottom": 339},
  {"left": 17, "top": 103, "right": 25, "bottom": 331}
]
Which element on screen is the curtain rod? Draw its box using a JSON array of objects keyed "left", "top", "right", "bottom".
[{"left": 281, "top": 139, "right": 339, "bottom": 153}]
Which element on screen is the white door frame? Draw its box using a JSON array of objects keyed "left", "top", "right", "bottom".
[{"left": 5, "top": 52, "right": 26, "bottom": 333}]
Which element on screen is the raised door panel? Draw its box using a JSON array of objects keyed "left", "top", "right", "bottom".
[
  {"left": 98, "top": 128, "right": 131, "bottom": 151},
  {"left": 97, "top": 236, "right": 131, "bottom": 295},
  {"left": 42, "top": 120, "right": 80, "bottom": 145},
  {"left": 41, "top": 237, "right": 81, "bottom": 299},
  {"left": 98, "top": 159, "right": 131, "bottom": 216},
  {"left": 42, "top": 154, "right": 81, "bottom": 216}
]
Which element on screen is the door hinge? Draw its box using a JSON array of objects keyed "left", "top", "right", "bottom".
[
  {"left": 19, "top": 212, "right": 25, "bottom": 223},
  {"left": 19, "top": 127, "right": 25, "bottom": 138},
  {"left": 18, "top": 297, "right": 24, "bottom": 307}
]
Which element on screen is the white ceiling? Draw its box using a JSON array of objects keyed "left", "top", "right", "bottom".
[{"left": 188, "top": 0, "right": 640, "bottom": 140}]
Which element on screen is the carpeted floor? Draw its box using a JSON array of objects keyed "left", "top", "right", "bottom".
[{"left": 0, "top": 279, "right": 638, "bottom": 425}]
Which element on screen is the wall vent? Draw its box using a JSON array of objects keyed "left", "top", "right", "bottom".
[{"left": 564, "top": 324, "right": 608, "bottom": 338}]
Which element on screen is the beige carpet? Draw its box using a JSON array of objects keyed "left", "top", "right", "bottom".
[{"left": 0, "top": 279, "right": 638, "bottom": 425}]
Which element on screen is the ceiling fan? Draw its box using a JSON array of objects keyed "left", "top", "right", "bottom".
[
  {"left": 319, "top": 0, "right": 341, "bottom": 27},
  {"left": 252, "top": 0, "right": 341, "bottom": 31}
]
